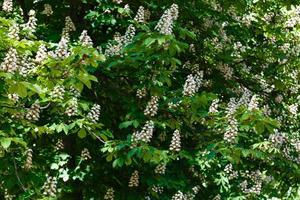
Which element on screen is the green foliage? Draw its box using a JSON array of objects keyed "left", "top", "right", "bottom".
[{"left": 0, "top": 0, "right": 299, "bottom": 199}]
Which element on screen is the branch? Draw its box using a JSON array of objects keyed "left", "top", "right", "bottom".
[{"left": 12, "top": 152, "right": 27, "bottom": 192}]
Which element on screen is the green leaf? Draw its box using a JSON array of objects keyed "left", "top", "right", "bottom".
[
  {"left": 0, "top": 138, "right": 11, "bottom": 149},
  {"left": 78, "top": 128, "right": 87, "bottom": 139}
]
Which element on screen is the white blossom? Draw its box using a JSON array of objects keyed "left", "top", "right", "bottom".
[
  {"left": 155, "top": 4, "right": 179, "bottom": 35},
  {"left": 79, "top": 30, "right": 93, "bottom": 47}
]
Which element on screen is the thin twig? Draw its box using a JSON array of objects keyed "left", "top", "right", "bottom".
[
  {"left": 90, "top": 131, "right": 106, "bottom": 144},
  {"left": 12, "top": 152, "right": 27, "bottom": 192}
]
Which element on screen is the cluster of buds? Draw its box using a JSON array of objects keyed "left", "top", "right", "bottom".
[
  {"left": 8, "top": 24, "right": 20, "bottom": 40},
  {"left": 134, "top": 6, "right": 145, "bottom": 23},
  {"left": 42, "top": 4, "right": 53, "bottom": 16},
  {"left": 136, "top": 88, "right": 147, "bottom": 98},
  {"left": 26, "top": 103, "right": 40, "bottom": 121},
  {"left": 223, "top": 116, "right": 238, "bottom": 143},
  {"left": 79, "top": 30, "right": 93, "bottom": 47},
  {"left": 35, "top": 45, "right": 48, "bottom": 63},
  {"left": 0, "top": 48, "right": 18, "bottom": 73},
  {"left": 2, "top": 0, "right": 13, "bottom": 12},
  {"left": 87, "top": 104, "right": 101, "bottom": 123},
  {"left": 144, "top": 96, "right": 159, "bottom": 117},
  {"left": 131, "top": 120, "right": 154, "bottom": 143},
  {"left": 144, "top": 9, "right": 151, "bottom": 21},
  {"left": 24, "top": 148, "right": 33, "bottom": 171},
  {"left": 209, "top": 99, "right": 219, "bottom": 113},
  {"left": 155, "top": 4, "right": 179, "bottom": 35},
  {"left": 128, "top": 170, "right": 139, "bottom": 187},
  {"left": 23, "top": 10, "right": 37, "bottom": 33},
  {"left": 62, "top": 16, "right": 76, "bottom": 37},
  {"left": 65, "top": 98, "right": 78, "bottom": 117},
  {"left": 183, "top": 72, "right": 203, "bottom": 97},
  {"left": 50, "top": 86, "right": 65, "bottom": 100},
  {"left": 224, "top": 163, "right": 238, "bottom": 180},
  {"left": 171, "top": 191, "right": 186, "bottom": 200},
  {"left": 154, "top": 163, "right": 166, "bottom": 175},
  {"left": 104, "top": 187, "right": 115, "bottom": 200},
  {"left": 151, "top": 185, "right": 164, "bottom": 194},
  {"left": 55, "top": 139, "right": 64, "bottom": 151},
  {"left": 8, "top": 93, "right": 19, "bottom": 103},
  {"left": 169, "top": 129, "right": 181, "bottom": 152},
  {"left": 42, "top": 176, "right": 57, "bottom": 197},
  {"left": 81, "top": 148, "right": 92, "bottom": 160}
]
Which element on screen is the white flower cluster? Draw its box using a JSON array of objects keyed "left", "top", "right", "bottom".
[
  {"left": 105, "top": 25, "right": 136, "bottom": 57},
  {"left": 128, "top": 170, "right": 139, "bottom": 187},
  {"left": 55, "top": 139, "right": 64, "bottom": 151},
  {"left": 171, "top": 191, "right": 187, "bottom": 200},
  {"left": 282, "top": 5, "right": 300, "bottom": 28},
  {"left": 79, "top": 30, "right": 93, "bottom": 47},
  {"left": 42, "top": 176, "right": 57, "bottom": 197},
  {"left": 248, "top": 95, "right": 259, "bottom": 111},
  {"left": 240, "top": 170, "right": 263, "bottom": 195},
  {"left": 23, "top": 10, "right": 37, "bottom": 33},
  {"left": 70, "top": 87, "right": 81, "bottom": 97},
  {"left": 223, "top": 116, "right": 238, "bottom": 143},
  {"left": 144, "top": 96, "right": 159, "bottom": 117},
  {"left": 8, "top": 93, "right": 19, "bottom": 103},
  {"left": 51, "top": 37, "right": 70, "bottom": 59},
  {"left": 26, "top": 103, "right": 40, "bottom": 121},
  {"left": 35, "top": 45, "right": 48, "bottom": 63},
  {"left": 134, "top": 6, "right": 145, "bottom": 23},
  {"left": 168, "top": 101, "right": 181, "bottom": 109},
  {"left": 218, "top": 64, "right": 233, "bottom": 80},
  {"left": 24, "top": 148, "right": 33, "bottom": 171},
  {"left": 136, "top": 87, "right": 147, "bottom": 98},
  {"left": 132, "top": 120, "right": 154, "bottom": 143},
  {"left": 104, "top": 187, "right": 115, "bottom": 200},
  {"left": 51, "top": 86, "right": 65, "bottom": 100},
  {"left": 269, "top": 131, "right": 286, "bottom": 147},
  {"left": 209, "top": 99, "right": 219, "bottom": 113},
  {"left": 154, "top": 163, "right": 166, "bottom": 174},
  {"left": 42, "top": 4, "right": 53, "bottom": 16},
  {"left": 81, "top": 148, "right": 92, "bottom": 160},
  {"left": 87, "top": 104, "right": 101, "bottom": 123},
  {"left": 8, "top": 24, "right": 19, "bottom": 40},
  {"left": 112, "top": 0, "right": 122, "bottom": 4},
  {"left": 224, "top": 163, "right": 238, "bottom": 180},
  {"left": 2, "top": 0, "right": 13, "bottom": 12},
  {"left": 65, "top": 98, "right": 78, "bottom": 117},
  {"left": 0, "top": 48, "right": 18, "bottom": 73},
  {"left": 4, "top": 188, "right": 14, "bottom": 200},
  {"left": 169, "top": 129, "right": 181, "bottom": 152},
  {"left": 183, "top": 71, "right": 203, "bottom": 96},
  {"left": 288, "top": 103, "right": 298, "bottom": 115},
  {"left": 155, "top": 4, "right": 179, "bottom": 35},
  {"left": 151, "top": 185, "right": 163, "bottom": 194},
  {"left": 19, "top": 56, "right": 35, "bottom": 76}
]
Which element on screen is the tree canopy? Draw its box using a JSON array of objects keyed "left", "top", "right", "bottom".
[{"left": 0, "top": 0, "right": 300, "bottom": 199}]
